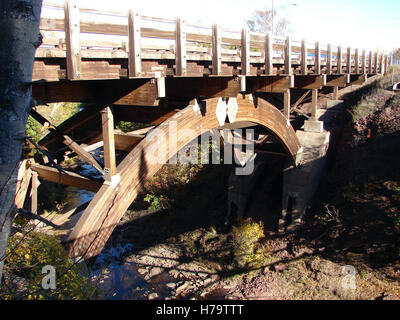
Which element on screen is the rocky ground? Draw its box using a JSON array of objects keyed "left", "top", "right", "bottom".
[{"left": 88, "top": 76, "right": 400, "bottom": 301}]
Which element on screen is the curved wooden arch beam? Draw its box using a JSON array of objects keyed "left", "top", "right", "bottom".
[{"left": 66, "top": 95, "right": 301, "bottom": 259}]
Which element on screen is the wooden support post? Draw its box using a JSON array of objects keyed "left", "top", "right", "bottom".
[
  {"left": 327, "top": 43, "right": 332, "bottom": 75},
  {"left": 64, "top": 0, "right": 81, "bottom": 80},
  {"left": 314, "top": 41, "right": 321, "bottom": 75},
  {"left": 354, "top": 48, "right": 360, "bottom": 74},
  {"left": 101, "top": 107, "right": 117, "bottom": 182},
  {"left": 128, "top": 10, "right": 142, "bottom": 77},
  {"left": 368, "top": 51, "right": 373, "bottom": 74},
  {"left": 175, "top": 18, "right": 187, "bottom": 76},
  {"left": 283, "top": 89, "right": 291, "bottom": 120},
  {"left": 212, "top": 24, "right": 222, "bottom": 76},
  {"left": 63, "top": 135, "right": 103, "bottom": 174},
  {"left": 31, "top": 171, "right": 39, "bottom": 214},
  {"left": 362, "top": 49, "right": 366, "bottom": 74},
  {"left": 265, "top": 33, "right": 273, "bottom": 75},
  {"left": 241, "top": 28, "right": 250, "bottom": 76},
  {"left": 333, "top": 86, "right": 339, "bottom": 100},
  {"left": 15, "top": 160, "right": 32, "bottom": 209},
  {"left": 337, "top": 46, "right": 342, "bottom": 74},
  {"left": 285, "top": 36, "right": 292, "bottom": 75},
  {"left": 301, "top": 39, "right": 307, "bottom": 75},
  {"left": 311, "top": 89, "right": 318, "bottom": 120},
  {"left": 374, "top": 51, "right": 379, "bottom": 74}
]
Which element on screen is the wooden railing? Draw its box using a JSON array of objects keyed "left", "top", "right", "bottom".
[{"left": 36, "top": 0, "right": 390, "bottom": 81}]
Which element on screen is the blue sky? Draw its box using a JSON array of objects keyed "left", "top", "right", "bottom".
[{"left": 44, "top": 0, "right": 400, "bottom": 52}]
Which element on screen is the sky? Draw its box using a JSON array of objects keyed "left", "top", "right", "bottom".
[{"left": 43, "top": 0, "right": 400, "bottom": 52}]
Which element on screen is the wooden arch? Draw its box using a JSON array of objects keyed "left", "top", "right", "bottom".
[{"left": 66, "top": 95, "right": 301, "bottom": 259}]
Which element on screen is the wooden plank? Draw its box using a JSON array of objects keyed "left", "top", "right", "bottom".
[
  {"left": 30, "top": 109, "right": 53, "bottom": 128},
  {"left": 64, "top": 0, "right": 81, "bottom": 80},
  {"left": 15, "top": 160, "right": 32, "bottom": 209},
  {"left": 301, "top": 39, "right": 307, "bottom": 75},
  {"left": 294, "top": 75, "right": 326, "bottom": 90},
  {"left": 327, "top": 43, "right": 332, "bottom": 74},
  {"left": 212, "top": 24, "right": 222, "bottom": 76},
  {"left": 128, "top": 10, "right": 142, "bottom": 77},
  {"left": 30, "top": 163, "right": 102, "bottom": 192},
  {"left": 347, "top": 47, "right": 352, "bottom": 74},
  {"left": 63, "top": 135, "right": 103, "bottom": 174},
  {"left": 374, "top": 51, "right": 379, "bottom": 74},
  {"left": 175, "top": 18, "right": 187, "bottom": 76},
  {"left": 246, "top": 75, "right": 293, "bottom": 93},
  {"left": 86, "top": 132, "right": 144, "bottom": 152},
  {"left": 165, "top": 76, "right": 241, "bottom": 97},
  {"left": 354, "top": 48, "right": 360, "bottom": 74},
  {"left": 265, "top": 33, "right": 273, "bottom": 76},
  {"left": 101, "top": 107, "right": 117, "bottom": 181},
  {"left": 32, "top": 78, "right": 158, "bottom": 106},
  {"left": 284, "top": 36, "right": 292, "bottom": 75},
  {"left": 337, "top": 46, "right": 342, "bottom": 74},
  {"left": 349, "top": 74, "right": 367, "bottom": 85},
  {"left": 241, "top": 29, "right": 250, "bottom": 76},
  {"left": 325, "top": 75, "right": 349, "bottom": 88},
  {"left": 314, "top": 41, "right": 321, "bottom": 75}
]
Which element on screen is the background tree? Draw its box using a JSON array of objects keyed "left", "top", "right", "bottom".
[
  {"left": 393, "top": 48, "right": 400, "bottom": 63},
  {"left": 0, "top": 0, "right": 43, "bottom": 283},
  {"left": 246, "top": 8, "right": 291, "bottom": 37}
]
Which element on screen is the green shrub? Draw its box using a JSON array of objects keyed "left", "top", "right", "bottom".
[
  {"left": 144, "top": 193, "right": 168, "bottom": 211},
  {"left": 1, "top": 226, "right": 97, "bottom": 300},
  {"left": 231, "top": 218, "right": 266, "bottom": 269}
]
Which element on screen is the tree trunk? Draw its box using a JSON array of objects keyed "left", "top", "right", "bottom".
[{"left": 0, "top": 0, "right": 43, "bottom": 284}]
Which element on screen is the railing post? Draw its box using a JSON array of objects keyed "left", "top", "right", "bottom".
[
  {"left": 374, "top": 51, "right": 379, "bottom": 74},
  {"left": 380, "top": 53, "right": 385, "bottom": 75},
  {"left": 285, "top": 36, "right": 292, "bottom": 75},
  {"left": 265, "top": 33, "right": 273, "bottom": 75},
  {"left": 301, "top": 39, "right": 307, "bottom": 75},
  {"left": 327, "top": 43, "right": 332, "bottom": 74},
  {"left": 368, "top": 51, "right": 373, "bottom": 74},
  {"left": 128, "top": 10, "right": 142, "bottom": 77},
  {"left": 361, "top": 49, "right": 366, "bottom": 74},
  {"left": 212, "top": 24, "right": 222, "bottom": 76},
  {"left": 175, "top": 18, "right": 187, "bottom": 76},
  {"left": 241, "top": 28, "right": 250, "bottom": 76},
  {"left": 354, "top": 48, "right": 360, "bottom": 74},
  {"left": 64, "top": 0, "right": 81, "bottom": 80},
  {"left": 347, "top": 47, "right": 352, "bottom": 74},
  {"left": 314, "top": 41, "right": 321, "bottom": 75},
  {"left": 337, "top": 45, "right": 342, "bottom": 74}
]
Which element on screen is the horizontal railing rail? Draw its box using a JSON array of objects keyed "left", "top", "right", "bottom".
[{"left": 37, "top": 0, "right": 390, "bottom": 80}]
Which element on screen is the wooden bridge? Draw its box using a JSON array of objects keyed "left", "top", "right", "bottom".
[{"left": 18, "top": 1, "right": 390, "bottom": 260}]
